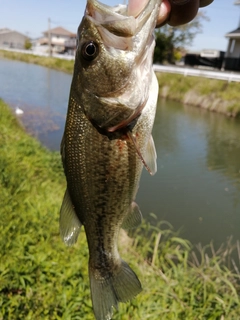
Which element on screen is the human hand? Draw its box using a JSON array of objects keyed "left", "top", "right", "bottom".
[{"left": 128, "top": 0, "right": 214, "bottom": 27}]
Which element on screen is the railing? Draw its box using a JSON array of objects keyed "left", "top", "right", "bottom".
[{"left": 153, "top": 64, "right": 240, "bottom": 83}]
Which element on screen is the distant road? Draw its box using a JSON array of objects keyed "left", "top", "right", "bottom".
[{"left": 153, "top": 64, "right": 240, "bottom": 83}]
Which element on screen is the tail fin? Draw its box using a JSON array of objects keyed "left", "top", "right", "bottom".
[{"left": 89, "top": 260, "right": 142, "bottom": 320}]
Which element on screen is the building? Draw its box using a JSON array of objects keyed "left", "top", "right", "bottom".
[
  {"left": 224, "top": 27, "right": 240, "bottom": 71},
  {"left": 0, "top": 28, "right": 29, "bottom": 49},
  {"left": 34, "top": 26, "right": 76, "bottom": 55},
  {"left": 184, "top": 50, "right": 225, "bottom": 70},
  {"left": 223, "top": 1, "right": 240, "bottom": 71}
]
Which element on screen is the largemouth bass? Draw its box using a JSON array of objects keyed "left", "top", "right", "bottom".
[{"left": 60, "top": 0, "right": 161, "bottom": 319}]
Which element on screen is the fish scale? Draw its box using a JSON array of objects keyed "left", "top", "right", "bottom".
[{"left": 60, "top": 0, "right": 161, "bottom": 319}]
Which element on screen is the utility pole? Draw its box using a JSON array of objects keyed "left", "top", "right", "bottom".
[
  {"left": 48, "top": 18, "right": 52, "bottom": 56},
  {"left": 234, "top": 1, "right": 240, "bottom": 27}
]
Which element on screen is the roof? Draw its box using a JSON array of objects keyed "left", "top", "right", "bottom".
[
  {"left": 225, "top": 27, "right": 240, "bottom": 38},
  {"left": 0, "top": 28, "right": 28, "bottom": 38},
  {"left": 0, "top": 28, "right": 11, "bottom": 34},
  {"left": 42, "top": 26, "right": 75, "bottom": 37}
]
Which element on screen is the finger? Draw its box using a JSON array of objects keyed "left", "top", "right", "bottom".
[
  {"left": 128, "top": 0, "right": 148, "bottom": 17},
  {"left": 166, "top": 0, "right": 200, "bottom": 26},
  {"left": 156, "top": 0, "right": 171, "bottom": 28},
  {"left": 200, "top": 0, "right": 214, "bottom": 7},
  {"left": 128, "top": 0, "right": 171, "bottom": 25},
  {"left": 128, "top": 0, "right": 210, "bottom": 27}
]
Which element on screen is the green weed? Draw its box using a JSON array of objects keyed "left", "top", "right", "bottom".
[
  {"left": 1, "top": 100, "right": 240, "bottom": 319},
  {"left": 157, "top": 73, "right": 240, "bottom": 118},
  {"left": 0, "top": 50, "right": 74, "bottom": 74}
]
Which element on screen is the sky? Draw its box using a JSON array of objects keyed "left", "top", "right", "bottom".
[{"left": 0, "top": 0, "right": 240, "bottom": 52}]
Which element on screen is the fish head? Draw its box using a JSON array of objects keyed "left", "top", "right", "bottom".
[{"left": 71, "top": 0, "right": 161, "bottom": 132}]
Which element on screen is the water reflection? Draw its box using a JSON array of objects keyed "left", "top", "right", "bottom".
[
  {"left": 0, "top": 58, "right": 71, "bottom": 150},
  {"left": 206, "top": 115, "right": 240, "bottom": 184},
  {"left": 0, "top": 58, "right": 240, "bottom": 248},
  {"left": 137, "top": 99, "right": 240, "bottom": 247}
]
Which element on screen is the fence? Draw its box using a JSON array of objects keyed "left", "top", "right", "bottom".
[{"left": 153, "top": 64, "right": 240, "bottom": 83}]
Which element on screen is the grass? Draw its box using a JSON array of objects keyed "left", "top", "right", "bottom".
[
  {"left": 156, "top": 73, "right": 240, "bottom": 117},
  {"left": 0, "top": 49, "right": 74, "bottom": 74},
  {"left": 1, "top": 98, "right": 240, "bottom": 319},
  {"left": 156, "top": 73, "right": 240, "bottom": 101}
]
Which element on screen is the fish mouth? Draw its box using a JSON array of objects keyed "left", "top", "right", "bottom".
[
  {"left": 86, "top": 0, "right": 137, "bottom": 39},
  {"left": 82, "top": 0, "right": 161, "bottom": 133},
  {"left": 86, "top": 0, "right": 159, "bottom": 40}
]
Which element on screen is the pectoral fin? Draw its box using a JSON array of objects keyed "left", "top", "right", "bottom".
[
  {"left": 127, "top": 131, "right": 157, "bottom": 176},
  {"left": 60, "top": 189, "right": 81, "bottom": 246},
  {"left": 121, "top": 202, "right": 142, "bottom": 230},
  {"left": 145, "top": 134, "right": 157, "bottom": 175}
]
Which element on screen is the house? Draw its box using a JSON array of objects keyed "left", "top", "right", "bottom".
[
  {"left": 34, "top": 26, "right": 76, "bottom": 55},
  {"left": 223, "top": 1, "right": 240, "bottom": 71},
  {"left": 0, "top": 28, "right": 29, "bottom": 49},
  {"left": 224, "top": 27, "right": 240, "bottom": 71}
]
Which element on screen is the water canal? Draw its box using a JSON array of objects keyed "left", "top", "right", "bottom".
[{"left": 1, "top": 57, "right": 240, "bottom": 249}]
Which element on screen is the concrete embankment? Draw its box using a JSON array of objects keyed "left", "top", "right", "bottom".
[{"left": 156, "top": 71, "right": 240, "bottom": 118}]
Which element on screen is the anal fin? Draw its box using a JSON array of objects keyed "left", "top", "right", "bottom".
[{"left": 59, "top": 189, "right": 81, "bottom": 246}]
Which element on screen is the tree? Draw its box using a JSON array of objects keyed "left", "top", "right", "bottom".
[
  {"left": 24, "top": 39, "right": 32, "bottom": 50},
  {"left": 154, "top": 11, "right": 209, "bottom": 64}
]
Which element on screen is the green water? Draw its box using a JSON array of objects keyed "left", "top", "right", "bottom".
[{"left": 137, "top": 99, "right": 240, "bottom": 248}]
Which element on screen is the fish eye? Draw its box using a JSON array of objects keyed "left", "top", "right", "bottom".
[{"left": 81, "top": 41, "right": 99, "bottom": 61}]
